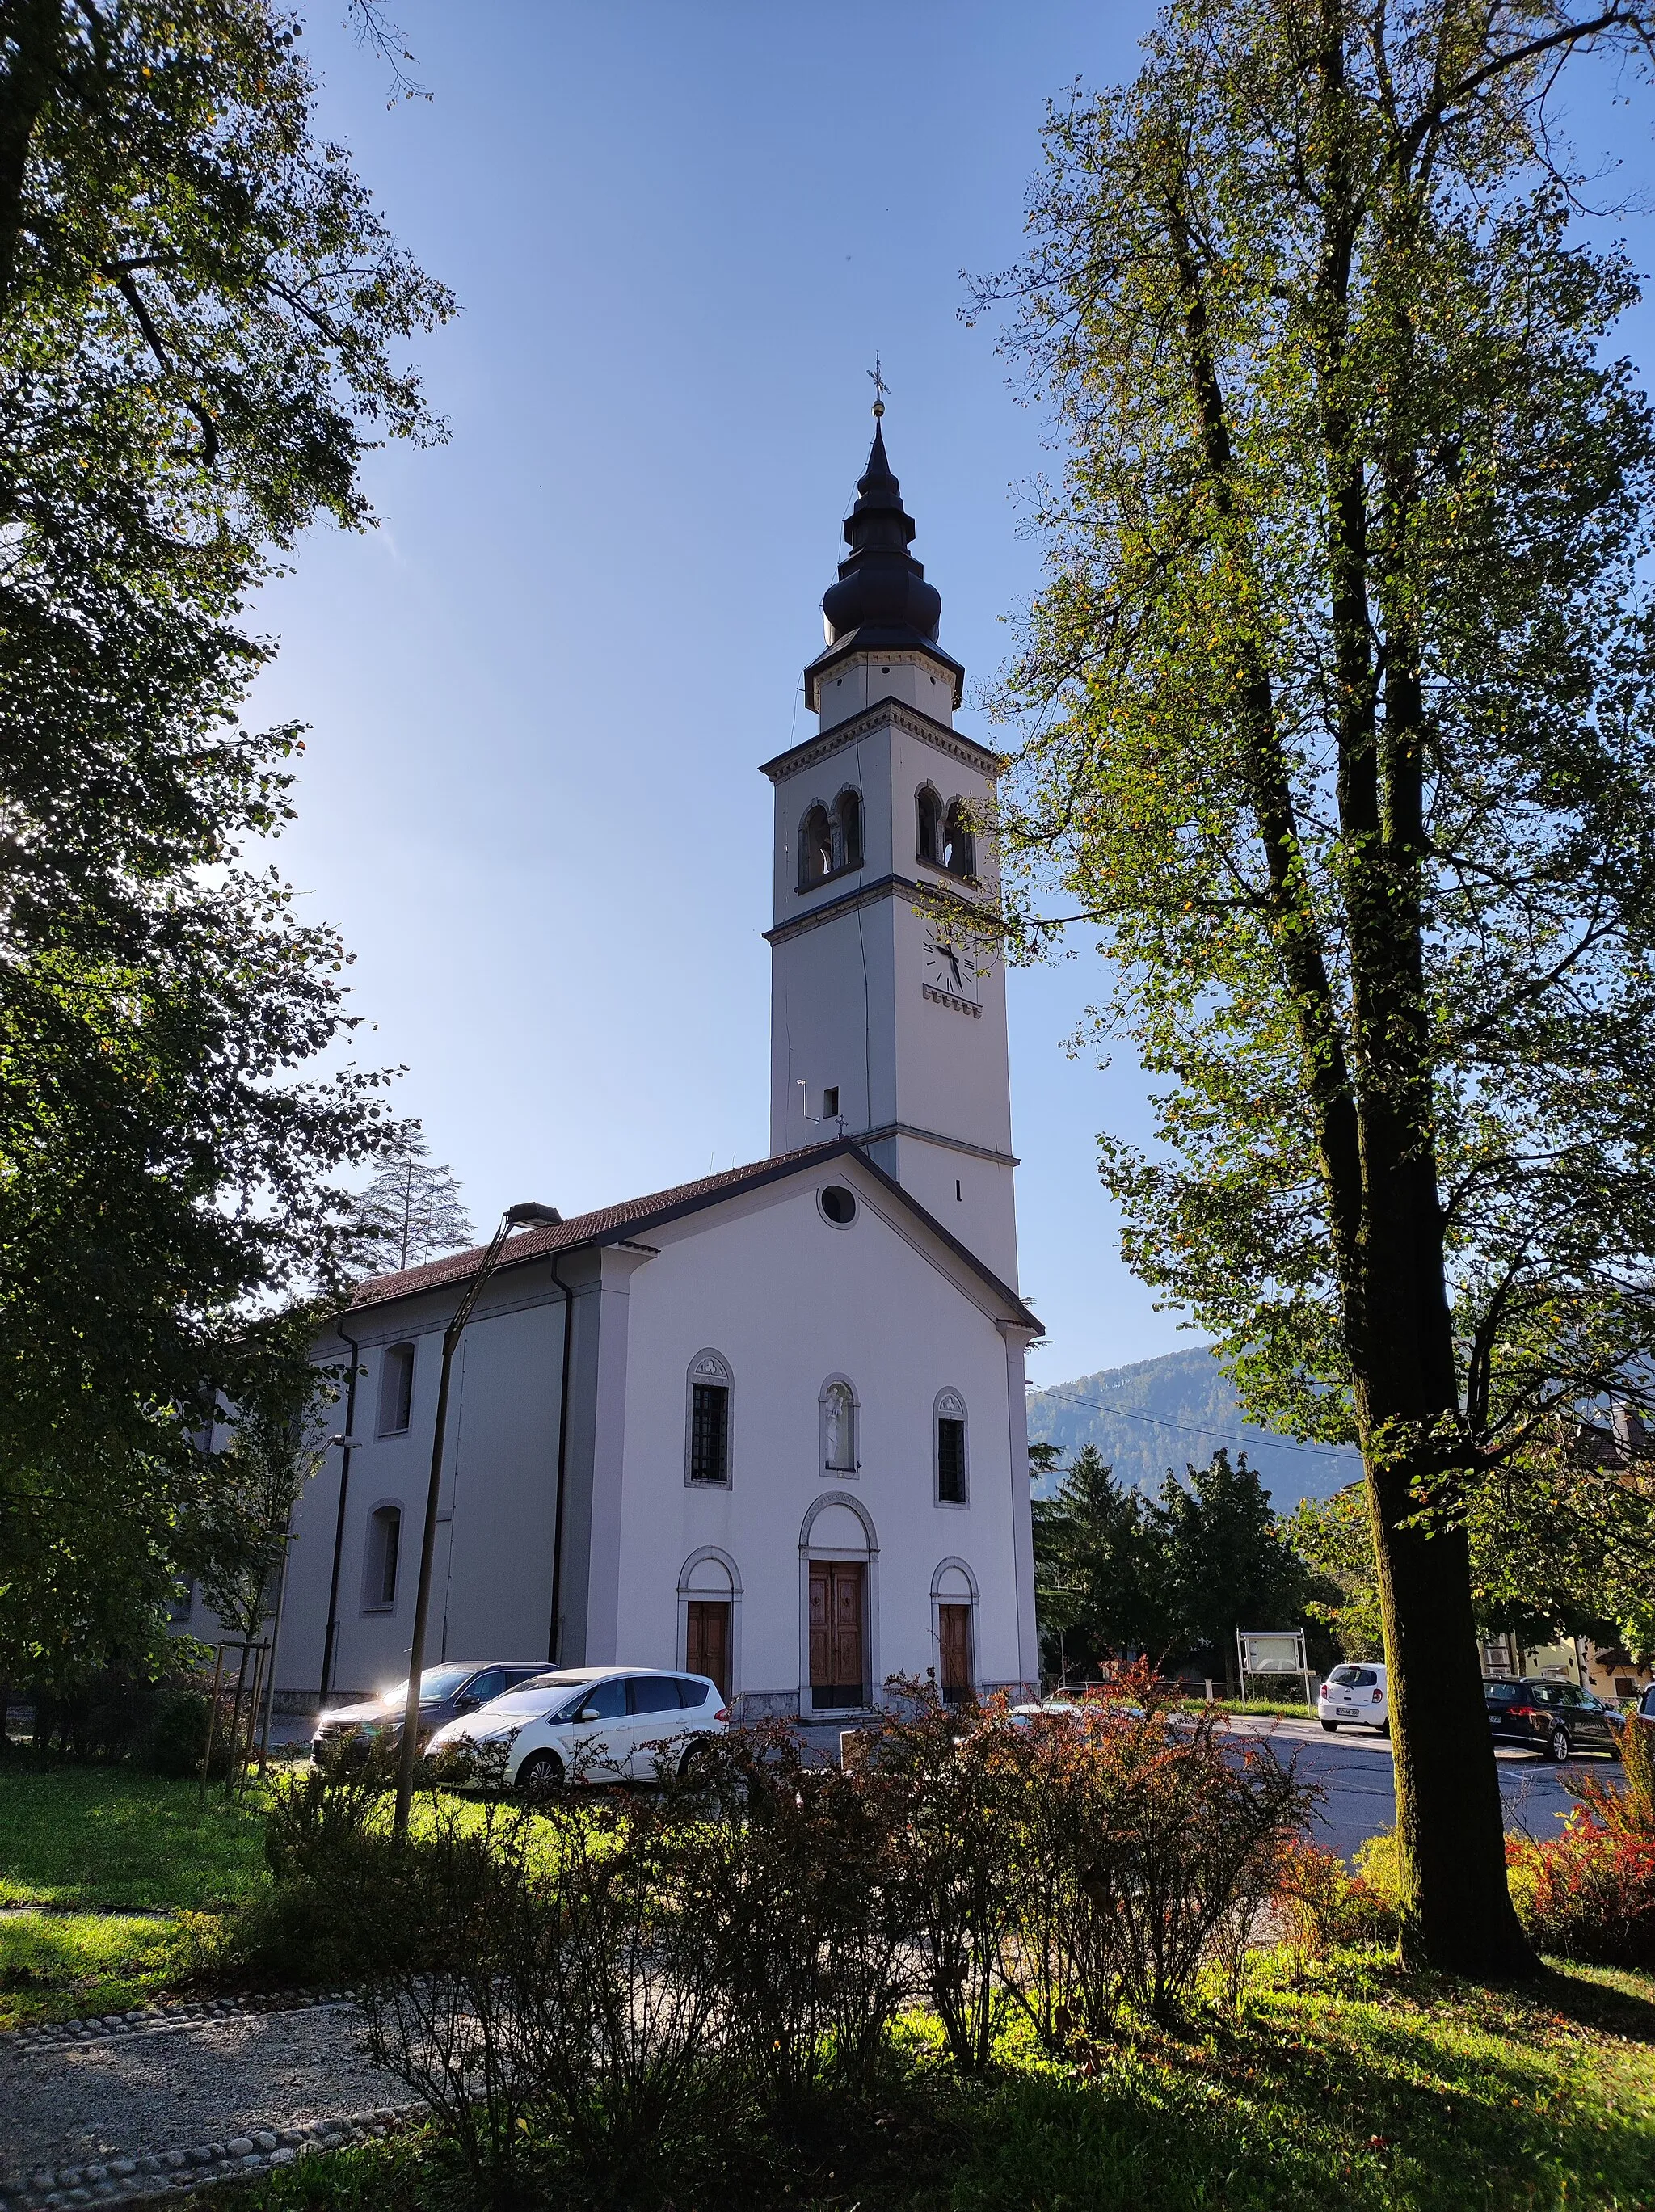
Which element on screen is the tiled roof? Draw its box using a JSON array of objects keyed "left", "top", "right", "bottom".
[
  {"left": 348, "top": 1144, "right": 843, "bottom": 1309},
  {"left": 347, "top": 1138, "right": 1041, "bottom": 1332}
]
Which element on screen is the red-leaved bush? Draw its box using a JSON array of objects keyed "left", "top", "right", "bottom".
[{"left": 1507, "top": 1721, "right": 1655, "bottom": 1967}]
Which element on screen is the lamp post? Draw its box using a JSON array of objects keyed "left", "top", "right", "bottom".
[{"left": 394, "top": 1199, "right": 562, "bottom": 1838}]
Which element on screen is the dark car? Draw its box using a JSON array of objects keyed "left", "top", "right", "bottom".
[
  {"left": 312, "top": 1661, "right": 552, "bottom": 1763},
  {"left": 1483, "top": 1677, "right": 1623, "bottom": 1762}
]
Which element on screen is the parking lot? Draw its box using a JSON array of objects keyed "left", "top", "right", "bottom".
[{"left": 1222, "top": 1714, "right": 1610, "bottom": 1859}]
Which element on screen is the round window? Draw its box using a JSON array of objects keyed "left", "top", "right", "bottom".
[{"left": 819, "top": 1185, "right": 857, "bottom": 1227}]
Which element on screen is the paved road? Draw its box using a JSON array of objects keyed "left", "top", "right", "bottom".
[{"left": 1221, "top": 1715, "right": 1610, "bottom": 1859}]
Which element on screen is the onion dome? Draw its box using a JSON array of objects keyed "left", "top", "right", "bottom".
[
  {"left": 803, "top": 415, "right": 964, "bottom": 713},
  {"left": 821, "top": 422, "right": 943, "bottom": 642}
]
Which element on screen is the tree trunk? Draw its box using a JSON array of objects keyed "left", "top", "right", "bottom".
[{"left": 0, "top": 0, "right": 65, "bottom": 315}]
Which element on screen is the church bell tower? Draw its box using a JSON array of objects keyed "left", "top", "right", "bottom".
[{"left": 760, "top": 403, "right": 1021, "bottom": 1288}]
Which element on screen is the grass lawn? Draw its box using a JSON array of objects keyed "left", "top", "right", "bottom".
[
  {"left": 0, "top": 1907, "right": 199, "bottom": 2030},
  {"left": 0, "top": 1763, "right": 270, "bottom": 1912},
  {"left": 207, "top": 1954, "right": 1655, "bottom": 2212},
  {"left": 0, "top": 1761, "right": 276, "bottom": 2026}
]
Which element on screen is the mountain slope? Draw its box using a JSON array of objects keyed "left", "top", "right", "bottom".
[{"left": 1026, "top": 1345, "right": 1360, "bottom": 1511}]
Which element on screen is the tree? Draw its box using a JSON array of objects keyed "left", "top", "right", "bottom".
[
  {"left": 1149, "top": 1449, "right": 1312, "bottom": 1691},
  {"left": 1291, "top": 1445, "right": 1655, "bottom": 1662},
  {"left": 354, "top": 1127, "right": 475, "bottom": 1275},
  {"left": 977, "top": 0, "right": 1655, "bottom": 1974},
  {"left": 1034, "top": 1443, "right": 1177, "bottom": 1675},
  {"left": 1034, "top": 1442, "right": 1313, "bottom": 1683},
  {"left": 0, "top": 2, "right": 449, "bottom": 1674}
]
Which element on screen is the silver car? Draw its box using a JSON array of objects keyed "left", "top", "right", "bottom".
[{"left": 311, "top": 1661, "right": 552, "bottom": 1764}]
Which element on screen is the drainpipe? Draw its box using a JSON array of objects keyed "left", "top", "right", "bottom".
[
  {"left": 318, "top": 1316, "right": 362, "bottom": 1708},
  {"left": 546, "top": 1250, "right": 579, "bottom": 1665}
]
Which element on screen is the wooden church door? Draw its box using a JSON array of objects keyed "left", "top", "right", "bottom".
[
  {"left": 938, "top": 1603, "right": 973, "bottom": 1704},
  {"left": 686, "top": 1601, "right": 731, "bottom": 1702},
  {"left": 809, "top": 1561, "right": 865, "bottom": 1709}
]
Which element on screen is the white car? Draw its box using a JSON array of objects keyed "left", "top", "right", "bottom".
[
  {"left": 424, "top": 1665, "right": 727, "bottom": 1792},
  {"left": 1319, "top": 1662, "right": 1389, "bottom": 1734}
]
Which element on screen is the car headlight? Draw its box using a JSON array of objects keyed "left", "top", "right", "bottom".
[{"left": 476, "top": 1725, "right": 520, "bottom": 1746}]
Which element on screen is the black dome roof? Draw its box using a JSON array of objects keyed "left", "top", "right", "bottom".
[{"left": 820, "top": 422, "right": 943, "bottom": 644}]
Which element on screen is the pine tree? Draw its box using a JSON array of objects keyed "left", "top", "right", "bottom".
[{"left": 355, "top": 1130, "right": 475, "bottom": 1276}]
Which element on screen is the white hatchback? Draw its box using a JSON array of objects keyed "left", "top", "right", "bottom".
[
  {"left": 424, "top": 1665, "right": 728, "bottom": 1792},
  {"left": 1319, "top": 1662, "right": 1389, "bottom": 1734}
]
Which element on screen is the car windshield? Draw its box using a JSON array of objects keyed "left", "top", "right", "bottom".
[
  {"left": 470, "top": 1671, "right": 592, "bottom": 1718},
  {"left": 1329, "top": 1666, "right": 1361, "bottom": 1686},
  {"left": 1484, "top": 1683, "right": 1519, "bottom": 1703},
  {"left": 379, "top": 1666, "right": 476, "bottom": 1708}
]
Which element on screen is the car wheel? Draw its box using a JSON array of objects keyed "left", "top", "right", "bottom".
[
  {"left": 678, "top": 1738, "right": 716, "bottom": 1784},
  {"left": 1377, "top": 1717, "right": 1391, "bottom": 1738},
  {"left": 1545, "top": 1724, "right": 1571, "bottom": 1763},
  {"left": 516, "top": 1750, "right": 565, "bottom": 1797},
  {"left": 1320, "top": 1718, "right": 1338, "bottom": 1733}
]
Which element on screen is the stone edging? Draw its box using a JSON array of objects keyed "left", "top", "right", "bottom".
[
  {"left": 0, "top": 1994, "right": 360, "bottom": 2056},
  {"left": 0, "top": 2105, "right": 419, "bottom": 2210}
]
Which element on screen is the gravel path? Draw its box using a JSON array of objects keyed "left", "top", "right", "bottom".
[{"left": 0, "top": 2001, "right": 413, "bottom": 2206}]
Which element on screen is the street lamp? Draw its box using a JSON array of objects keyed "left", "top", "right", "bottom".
[{"left": 394, "top": 1199, "right": 563, "bottom": 1837}]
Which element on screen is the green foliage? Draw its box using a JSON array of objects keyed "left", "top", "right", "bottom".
[
  {"left": 975, "top": 0, "right": 1655, "bottom": 1970},
  {"left": 1291, "top": 1470, "right": 1655, "bottom": 1661},
  {"left": 1035, "top": 1443, "right": 1321, "bottom": 1678},
  {"left": 0, "top": 2, "right": 453, "bottom": 1684}
]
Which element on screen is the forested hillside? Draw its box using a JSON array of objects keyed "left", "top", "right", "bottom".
[{"left": 1026, "top": 1346, "right": 1360, "bottom": 1511}]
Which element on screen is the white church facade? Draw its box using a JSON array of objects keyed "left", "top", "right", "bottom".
[{"left": 264, "top": 414, "right": 1042, "bottom": 1717}]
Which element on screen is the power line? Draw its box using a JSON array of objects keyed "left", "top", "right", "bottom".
[{"left": 1029, "top": 1384, "right": 1360, "bottom": 1463}]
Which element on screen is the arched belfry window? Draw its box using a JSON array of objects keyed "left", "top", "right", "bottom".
[
  {"left": 834, "top": 787, "right": 863, "bottom": 872},
  {"left": 943, "top": 799, "right": 976, "bottom": 881},
  {"left": 916, "top": 786, "right": 942, "bottom": 866},
  {"left": 819, "top": 1376, "right": 859, "bottom": 1476},
  {"left": 799, "top": 803, "right": 834, "bottom": 890}
]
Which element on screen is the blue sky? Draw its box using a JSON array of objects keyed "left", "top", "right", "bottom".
[{"left": 253, "top": 2, "right": 1655, "bottom": 1388}]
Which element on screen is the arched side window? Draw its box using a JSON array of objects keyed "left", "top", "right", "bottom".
[
  {"left": 833, "top": 786, "right": 863, "bottom": 872},
  {"left": 819, "top": 1376, "right": 859, "bottom": 1476},
  {"left": 916, "top": 785, "right": 942, "bottom": 866},
  {"left": 685, "top": 1349, "right": 734, "bottom": 1488},
  {"left": 377, "top": 1342, "right": 415, "bottom": 1436},
  {"left": 362, "top": 1502, "right": 402, "bottom": 1612},
  {"left": 943, "top": 799, "right": 976, "bottom": 881},
  {"left": 935, "top": 1388, "right": 968, "bottom": 1504},
  {"left": 798, "top": 803, "right": 835, "bottom": 890}
]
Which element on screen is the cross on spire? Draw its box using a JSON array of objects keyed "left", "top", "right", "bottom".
[{"left": 867, "top": 353, "right": 890, "bottom": 418}]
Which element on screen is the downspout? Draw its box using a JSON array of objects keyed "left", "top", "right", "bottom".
[
  {"left": 545, "top": 1249, "right": 579, "bottom": 1665},
  {"left": 318, "top": 1315, "right": 363, "bottom": 1707}
]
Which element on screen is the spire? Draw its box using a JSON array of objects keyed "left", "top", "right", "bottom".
[{"left": 819, "top": 417, "right": 944, "bottom": 647}]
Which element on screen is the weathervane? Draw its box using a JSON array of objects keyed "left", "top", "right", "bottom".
[{"left": 867, "top": 354, "right": 890, "bottom": 419}]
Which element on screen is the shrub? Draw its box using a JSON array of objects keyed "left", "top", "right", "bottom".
[
  {"left": 148, "top": 1691, "right": 211, "bottom": 1778},
  {"left": 1274, "top": 1838, "right": 1400, "bottom": 1959},
  {"left": 679, "top": 1720, "right": 907, "bottom": 2119},
  {"left": 1006, "top": 1671, "right": 1317, "bottom": 2031},
  {"left": 1508, "top": 1807, "right": 1655, "bottom": 1969},
  {"left": 859, "top": 1677, "right": 1023, "bottom": 2074}
]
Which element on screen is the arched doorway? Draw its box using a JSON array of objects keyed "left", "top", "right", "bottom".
[
  {"left": 677, "top": 1548, "right": 740, "bottom": 1704},
  {"left": 798, "top": 1494, "right": 878, "bottom": 1713}
]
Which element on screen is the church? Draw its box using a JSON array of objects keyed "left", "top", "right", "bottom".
[{"left": 267, "top": 408, "right": 1042, "bottom": 1718}]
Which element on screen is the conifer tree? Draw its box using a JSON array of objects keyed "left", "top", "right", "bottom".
[{"left": 354, "top": 1130, "right": 476, "bottom": 1276}]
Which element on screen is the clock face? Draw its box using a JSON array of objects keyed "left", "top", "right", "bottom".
[{"left": 922, "top": 933, "right": 979, "bottom": 1004}]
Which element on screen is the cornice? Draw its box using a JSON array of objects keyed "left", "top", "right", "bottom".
[
  {"left": 759, "top": 696, "right": 1004, "bottom": 786},
  {"left": 859, "top": 1121, "right": 1020, "bottom": 1168},
  {"left": 764, "top": 869, "right": 993, "bottom": 946}
]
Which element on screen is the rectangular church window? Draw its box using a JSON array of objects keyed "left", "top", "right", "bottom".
[
  {"left": 689, "top": 1383, "right": 729, "bottom": 1485},
  {"left": 937, "top": 1418, "right": 966, "bottom": 1502},
  {"left": 823, "top": 1086, "right": 839, "bottom": 1119}
]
